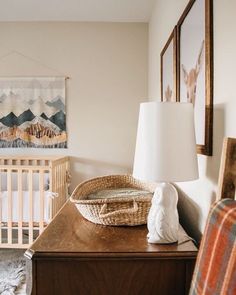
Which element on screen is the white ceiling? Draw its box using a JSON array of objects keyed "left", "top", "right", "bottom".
[{"left": 0, "top": 0, "right": 155, "bottom": 22}]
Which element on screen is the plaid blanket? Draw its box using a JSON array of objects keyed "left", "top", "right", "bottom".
[{"left": 189, "top": 198, "right": 236, "bottom": 295}]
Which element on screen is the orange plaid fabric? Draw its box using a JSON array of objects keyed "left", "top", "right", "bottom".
[{"left": 189, "top": 198, "right": 236, "bottom": 295}]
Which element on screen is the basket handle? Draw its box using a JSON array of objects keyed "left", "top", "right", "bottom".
[{"left": 99, "top": 199, "right": 138, "bottom": 219}]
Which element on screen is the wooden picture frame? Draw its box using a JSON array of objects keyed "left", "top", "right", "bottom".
[
  {"left": 177, "top": 0, "right": 213, "bottom": 156},
  {"left": 161, "top": 27, "right": 177, "bottom": 102},
  {"left": 217, "top": 137, "right": 236, "bottom": 200}
]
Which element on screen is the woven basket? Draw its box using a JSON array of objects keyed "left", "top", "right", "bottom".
[{"left": 70, "top": 175, "right": 156, "bottom": 226}]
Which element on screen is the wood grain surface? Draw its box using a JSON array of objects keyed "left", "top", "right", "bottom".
[
  {"left": 26, "top": 200, "right": 197, "bottom": 295},
  {"left": 218, "top": 137, "right": 236, "bottom": 200},
  {"left": 26, "top": 201, "right": 197, "bottom": 257}
]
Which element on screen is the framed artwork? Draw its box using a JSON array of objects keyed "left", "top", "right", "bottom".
[
  {"left": 177, "top": 0, "right": 213, "bottom": 156},
  {"left": 0, "top": 77, "right": 67, "bottom": 148},
  {"left": 161, "top": 27, "right": 177, "bottom": 102}
]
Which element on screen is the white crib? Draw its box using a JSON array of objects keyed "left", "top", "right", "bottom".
[{"left": 0, "top": 156, "right": 70, "bottom": 248}]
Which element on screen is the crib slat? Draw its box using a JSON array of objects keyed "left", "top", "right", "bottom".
[
  {"left": 18, "top": 170, "right": 23, "bottom": 245},
  {"left": 66, "top": 160, "right": 70, "bottom": 200},
  {"left": 39, "top": 171, "right": 44, "bottom": 234},
  {"left": 57, "top": 166, "right": 59, "bottom": 214},
  {"left": 7, "top": 170, "right": 12, "bottom": 245},
  {"left": 64, "top": 163, "right": 67, "bottom": 202},
  {"left": 57, "top": 166, "right": 60, "bottom": 210},
  {"left": 50, "top": 168, "right": 54, "bottom": 219},
  {"left": 58, "top": 165, "right": 61, "bottom": 211},
  {"left": 29, "top": 170, "right": 33, "bottom": 244},
  {"left": 0, "top": 171, "right": 2, "bottom": 244},
  {"left": 54, "top": 166, "right": 60, "bottom": 216},
  {"left": 61, "top": 165, "right": 63, "bottom": 207},
  {"left": 64, "top": 163, "right": 67, "bottom": 201},
  {"left": 53, "top": 168, "right": 56, "bottom": 217},
  {"left": 60, "top": 164, "right": 63, "bottom": 208}
]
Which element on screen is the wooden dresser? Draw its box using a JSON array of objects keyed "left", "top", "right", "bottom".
[{"left": 25, "top": 201, "right": 197, "bottom": 295}]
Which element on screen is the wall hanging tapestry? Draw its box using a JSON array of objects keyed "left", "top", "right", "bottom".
[{"left": 0, "top": 77, "right": 67, "bottom": 148}]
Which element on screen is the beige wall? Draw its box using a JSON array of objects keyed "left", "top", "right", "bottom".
[
  {"left": 149, "top": 0, "right": 236, "bottom": 241},
  {"left": 0, "top": 22, "right": 148, "bottom": 190}
]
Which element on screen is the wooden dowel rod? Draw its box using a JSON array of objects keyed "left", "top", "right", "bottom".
[
  {"left": 39, "top": 171, "right": 44, "bottom": 234},
  {"left": 29, "top": 170, "right": 33, "bottom": 244},
  {"left": 18, "top": 170, "right": 23, "bottom": 245},
  {"left": 7, "top": 170, "right": 12, "bottom": 245}
]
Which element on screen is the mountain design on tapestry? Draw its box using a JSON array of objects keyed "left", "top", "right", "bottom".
[
  {"left": 40, "top": 112, "right": 48, "bottom": 120},
  {"left": 0, "top": 110, "right": 35, "bottom": 127},
  {"left": 49, "top": 110, "right": 66, "bottom": 131},
  {"left": 46, "top": 96, "right": 65, "bottom": 112},
  {"left": 0, "top": 94, "right": 7, "bottom": 103},
  {"left": 0, "top": 77, "right": 67, "bottom": 148}
]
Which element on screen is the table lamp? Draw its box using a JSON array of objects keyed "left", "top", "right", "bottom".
[{"left": 133, "top": 102, "right": 199, "bottom": 244}]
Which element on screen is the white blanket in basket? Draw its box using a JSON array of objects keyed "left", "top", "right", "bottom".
[
  {"left": 87, "top": 188, "right": 152, "bottom": 200},
  {"left": 0, "top": 191, "right": 53, "bottom": 223}
]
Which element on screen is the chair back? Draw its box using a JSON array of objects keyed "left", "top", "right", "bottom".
[{"left": 190, "top": 138, "right": 236, "bottom": 294}]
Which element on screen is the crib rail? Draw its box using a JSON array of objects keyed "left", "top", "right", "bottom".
[
  {"left": 0, "top": 156, "right": 69, "bottom": 248},
  {"left": 51, "top": 158, "right": 70, "bottom": 217}
]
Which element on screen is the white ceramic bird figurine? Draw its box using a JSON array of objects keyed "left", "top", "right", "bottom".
[{"left": 147, "top": 183, "right": 179, "bottom": 244}]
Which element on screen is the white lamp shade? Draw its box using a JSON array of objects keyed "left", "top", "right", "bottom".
[{"left": 133, "top": 102, "right": 199, "bottom": 183}]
